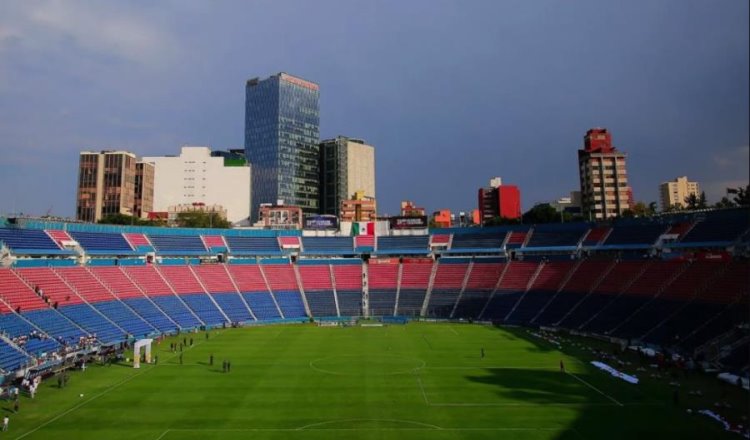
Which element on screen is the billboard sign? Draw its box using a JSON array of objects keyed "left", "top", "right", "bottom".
[
  {"left": 389, "top": 216, "right": 428, "bottom": 229},
  {"left": 304, "top": 215, "right": 338, "bottom": 230}
]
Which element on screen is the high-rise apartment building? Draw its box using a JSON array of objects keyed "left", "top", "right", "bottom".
[
  {"left": 142, "top": 146, "right": 251, "bottom": 224},
  {"left": 134, "top": 162, "right": 154, "bottom": 219},
  {"left": 245, "top": 72, "right": 320, "bottom": 220},
  {"left": 477, "top": 177, "right": 522, "bottom": 224},
  {"left": 577, "top": 128, "right": 631, "bottom": 220},
  {"left": 76, "top": 151, "right": 152, "bottom": 222},
  {"left": 319, "top": 136, "right": 376, "bottom": 216},
  {"left": 659, "top": 176, "right": 700, "bottom": 211}
]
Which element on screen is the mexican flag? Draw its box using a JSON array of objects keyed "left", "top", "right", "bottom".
[{"left": 351, "top": 222, "right": 375, "bottom": 236}]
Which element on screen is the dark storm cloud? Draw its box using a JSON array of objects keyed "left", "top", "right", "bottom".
[{"left": 0, "top": 0, "right": 747, "bottom": 217}]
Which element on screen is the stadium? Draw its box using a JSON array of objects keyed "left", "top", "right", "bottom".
[{"left": 0, "top": 208, "right": 747, "bottom": 439}]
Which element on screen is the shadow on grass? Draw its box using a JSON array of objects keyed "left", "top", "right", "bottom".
[{"left": 456, "top": 326, "right": 736, "bottom": 440}]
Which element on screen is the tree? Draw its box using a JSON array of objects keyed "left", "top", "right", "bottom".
[
  {"left": 522, "top": 203, "right": 572, "bottom": 224},
  {"left": 714, "top": 196, "right": 736, "bottom": 209},
  {"left": 483, "top": 216, "right": 520, "bottom": 226},
  {"left": 98, "top": 213, "right": 154, "bottom": 226},
  {"left": 175, "top": 211, "right": 231, "bottom": 229},
  {"left": 728, "top": 185, "right": 749, "bottom": 207},
  {"left": 628, "top": 201, "right": 657, "bottom": 217},
  {"left": 684, "top": 192, "right": 708, "bottom": 210}
]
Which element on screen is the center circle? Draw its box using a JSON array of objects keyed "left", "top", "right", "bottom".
[{"left": 310, "top": 354, "right": 426, "bottom": 376}]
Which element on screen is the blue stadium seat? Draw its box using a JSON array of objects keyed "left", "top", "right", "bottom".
[
  {"left": 225, "top": 237, "right": 281, "bottom": 255},
  {"left": 376, "top": 236, "right": 429, "bottom": 254},
  {"left": 0, "top": 339, "right": 30, "bottom": 372},
  {"left": 179, "top": 294, "right": 227, "bottom": 327},
  {"left": 22, "top": 309, "right": 88, "bottom": 346},
  {"left": 69, "top": 231, "right": 133, "bottom": 253},
  {"left": 301, "top": 237, "right": 353, "bottom": 254},
  {"left": 211, "top": 293, "right": 254, "bottom": 323},
  {"left": 0, "top": 228, "right": 66, "bottom": 254},
  {"left": 273, "top": 291, "right": 307, "bottom": 318},
  {"left": 336, "top": 291, "right": 362, "bottom": 317},
  {"left": 242, "top": 292, "right": 281, "bottom": 320},
  {"left": 148, "top": 235, "right": 206, "bottom": 255},
  {"left": 0, "top": 313, "right": 61, "bottom": 355},
  {"left": 93, "top": 300, "right": 157, "bottom": 339},
  {"left": 122, "top": 297, "right": 179, "bottom": 333},
  {"left": 58, "top": 304, "right": 127, "bottom": 344},
  {"left": 151, "top": 296, "right": 203, "bottom": 329}
]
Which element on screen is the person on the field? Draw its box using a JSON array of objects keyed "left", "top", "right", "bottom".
[
  {"left": 222, "top": 360, "right": 227, "bottom": 373},
  {"left": 227, "top": 360, "right": 231, "bottom": 373},
  {"left": 179, "top": 353, "right": 183, "bottom": 365},
  {"left": 560, "top": 360, "right": 565, "bottom": 372},
  {"left": 209, "top": 354, "right": 214, "bottom": 366},
  {"left": 13, "top": 399, "right": 19, "bottom": 413},
  {"left": 481, "top": 348, "right": 485, "bottom": 359},
  {"left": 3, "top": 416, "right": 8, "bottom": 431}
]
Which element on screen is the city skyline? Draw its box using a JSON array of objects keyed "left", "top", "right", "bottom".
[{"left": 0, "top": 1, "right": 747, "bottom": 218}]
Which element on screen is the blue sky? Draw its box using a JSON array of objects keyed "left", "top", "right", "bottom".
[{"left": 0, "top": 0, "right": 747, "bottom": 218}]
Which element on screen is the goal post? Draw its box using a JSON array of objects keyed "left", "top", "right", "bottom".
[{"left": 133, "top": 338, "right": 154, "bottom": 369}]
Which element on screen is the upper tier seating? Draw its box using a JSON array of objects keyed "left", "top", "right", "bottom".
[
  {"left": 0, "top": 228, "right": 62, "bottom": 253},
  {"left": 377, "top": 236, "right": 429, "bottom": 253},
  {"left": 148, "top": 235, "right": 206, "bottom": 254},
  {"left": 581, "top": 227, "right": 610, "bottom": 246},
  {"left": 302, "top": 237, "right": 353, "bottom": 254},
  {"left": 201, "top": 235, "right": 227, "bottom": 250},
  {"left": 680, "top": 209, "right": 749, "bottom": 244},
  {"left": 68, "top": 231, "right": 133, "bottom": 253},
  {"left": 525, "top": 225, "right": 588, "bottom": 248},
  {"left": 225, "top": 237, "right": 281, "bottom": 255},
  {"left": 451, "top": 234, "right": 504, "bottom": 250},
  {"left": 603, "top": 224, "right": 666, "bottom": 246},
  {"left": 123, "top": 233, "right": 152, "bottom": 250},
  {"left": 505, "top": 231, "right": 527, "bottom": 249}
]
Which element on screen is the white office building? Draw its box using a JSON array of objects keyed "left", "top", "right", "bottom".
[{"left": 143, "top": 146, "right": 251, "bottom": 224}]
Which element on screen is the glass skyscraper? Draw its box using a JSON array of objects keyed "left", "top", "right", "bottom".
[{"left": 245, "top": 72, "right": 320, "bottom": 221}]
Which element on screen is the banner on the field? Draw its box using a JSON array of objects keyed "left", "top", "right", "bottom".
[
  {"left": 304, "top": 215, "right": 338, "bottom": 230},
  {"left": 389, "top": 216, "right": 428, "bottom": 229}
]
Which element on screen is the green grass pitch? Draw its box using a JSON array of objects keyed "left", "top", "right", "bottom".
[{"left": 4, "top": 323, "right": 743, "bottom": 439}]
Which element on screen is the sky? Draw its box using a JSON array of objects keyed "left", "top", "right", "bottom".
[{"left": 0, "top": 0, "right": 748, "bottom": 218}]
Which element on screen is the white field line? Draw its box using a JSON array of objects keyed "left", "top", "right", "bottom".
[
  {"left": 156, "top": 425, "right": 563, "bottom": 439},
  {"left": 566, "top": 371, "right": 623, "bottom": 407},
  {"left": 415, "top": 375, "right": 430, "bottom": 405},
  {"left": 15, "top": 331, "right": 224, "bottom": 440}
]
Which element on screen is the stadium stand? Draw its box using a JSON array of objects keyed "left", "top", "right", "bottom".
[
  {"left": 158, "top": 266, "right": 227, "bottom": 326},
  {"left": 480, "top": 261, "right": 539, "bottom": 321},
  {"left": 524, "top": 224, "right": 589, "bottom": 249},
  {"left": 0, "top": 228, "right": 66, "bottom": 253},
  {"left": 452, "top": 260, "right": 504, "bottom": 319},
  {"left": 0, "top": 338, "right": 30, "bottom": 373},
  {"left": 376, "top": 236, "right": 429, "bottom": 254},
  {"left": 581, "top": 226, "right": 610, "bottom": 247},
  {"left": 331, "top": 263, "right": 362, "bottom": 317},
  {"left": 507, "top": 261, "right": 575, "bottom": 324},
  {"left": 601, "top": 223, "right": 667, "bottom": 247},
  {"left": 192, "top": 264, "right": 254, "bottom": 323},
  {"left": 298, "top": 263, "right": 337, "bottom": 317},
  {"left": 396, "top": 259, "right": 433, "bottom": 316},
  {"left": 367, "top": 260, "right": 399, "bottom": 316},
  {"left": 122, "top": 233, "right": 153, "bottom": 252},
  {"left": 225, "top": 236, "right": 281, "bottom": 255},
  {"left": 148, "top": 235, "right": 207, "bottom": 255},
  {"left": 425, "top": 259, "right": 469, "bottom": 318},
  {"left": 301, "top": 237, "right": 354, "bottom": 255},
  {"left": 68, "top": 231, "right": 133, "bottom": 254},
  {"left": 678, "top": 209, "right": 749, "bottom": 245},
  {"left": 260, "top": 264, "right": 307, "bottom": 319}
]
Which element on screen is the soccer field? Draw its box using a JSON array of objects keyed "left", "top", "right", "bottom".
[{"left": 5, "top": 323, "right": 738, "bottom": 439}]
